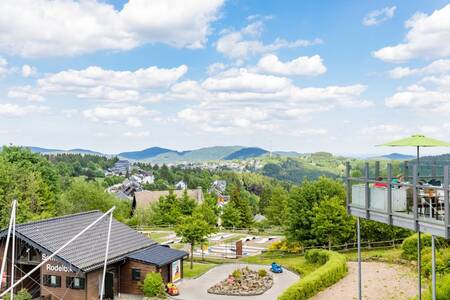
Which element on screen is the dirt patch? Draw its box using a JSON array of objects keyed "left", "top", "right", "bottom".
[{"left": 311, "top": 261, "right": 417, "bottom": 300}]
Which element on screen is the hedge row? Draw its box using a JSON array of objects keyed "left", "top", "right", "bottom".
[{"left": 278, "top": 249, "right": 347, "bottom": 300}]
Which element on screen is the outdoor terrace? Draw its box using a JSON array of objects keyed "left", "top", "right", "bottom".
[{"left": 345, "top": 161, "right": 450, "bottom": 238}]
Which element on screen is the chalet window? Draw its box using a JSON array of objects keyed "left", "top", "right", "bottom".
[
  {"left": 43, "top": 275, "right": 61, "bottom": 288},
  {"left": 131, "top": 268, "right": 141, "bottom": 281},
  {"left": 66, "top": 277, "right": 85, "bottom": 289}
]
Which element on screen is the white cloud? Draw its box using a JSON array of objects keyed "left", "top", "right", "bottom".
[
  {"left": 0, "top": 56, "right": 7, "bottom": 76},
  {"left": 83, "top": 105, "right": 158, "bottom": 127},
  {"left": 202, "top": 68, "right": 291, "bottom": 93},
  {"left": 207, "top": 63, "right": 226, "bottom": 75},
  {"left": 62, "top": 109, "right": 78, "bottom": 118},
  {"left": 388, "top": 59, "right": 450, "bottom": 78},
  {"left": 362, "top": 6, "right": 396, "bottom": 26},
  {"left": 39, "top": 65, "right": 187, "bottom": 91},
  {"left": 12, "top": 64, "right": 188, "bottom": 103},
  {"left": 8, "top": 85, "right": 45, "bottom": 102},
  {"left": 123, "top": 131, "right": 150, "bottom": 137},
  {"left": 289, "top": 128, "right": 328, "bottom": 136},
  {"left": 385, "top": 84, "right": 450, "bottom": 112},
  {"left": 360, "top": 124, "right": 405, "bottom": 135},
  {"left": 373, "top": 4, "right": 450, "bottom": 62},
  {"left": 0, "top": 103, "right": 48, "bottom": 116},
  {"left": 257, "top": 54, "right": 326, "bottom": 76},
  {"left": 216, "top": 20, "right": 322, "bottom": 61},
  {"left": 175, "top": 68, "right": 371, "bottom": 134},
  {"left": 0, "top": 0, "right": 224, "bottom": 57},
  {"left": 21, "top": 65, "right": 37, "bottom": 78}
]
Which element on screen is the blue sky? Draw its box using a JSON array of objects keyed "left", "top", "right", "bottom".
[{"left": 1, "top": 0, "right": 450, "bottom": 155}]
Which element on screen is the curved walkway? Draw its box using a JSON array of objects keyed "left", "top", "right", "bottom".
[
  {"left": 311, "top": 261, "right": 417, "bottom": 300},
  {"left": 173, "top": 263, "right": 299, "bottom": 300}
]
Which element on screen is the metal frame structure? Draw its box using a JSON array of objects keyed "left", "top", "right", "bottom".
[
  {"left": 345, "top": 161, "right": 447, "bottom": 300},
  {"left": 0, "top": 200, "right": 17, "bottom": 300},
  {"left": 0, "top": 205, "right": 116, "bottom": 300}
]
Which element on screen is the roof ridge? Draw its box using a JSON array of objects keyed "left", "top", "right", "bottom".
[{"left": 15, "top": 210, "right": 101, "bottom": 227}]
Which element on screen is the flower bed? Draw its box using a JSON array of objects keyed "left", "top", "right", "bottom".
[{"left": 208, "top": 267, "right": 274, "bottom": 296}]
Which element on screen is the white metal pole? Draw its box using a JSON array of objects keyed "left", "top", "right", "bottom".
[
  {"left": 418, "top": 231, "right": 422, "bottom": 300},
  {"left": 0, "top": 206, "right": 116, "bottom": 297},
  {"left": 357, "top": 217, "right": 362, "bottom": 300},
  {"left": 0, "top": 200, "right": 16, "bottom": 290},
  {"left": 432, "top": 235, "right": 436, "bottom": 300},
  {"left": 10, "top": 206, "right": 15, "bottom": 300},
  {"left": 99, "top": 211, "right": 113, "bottom": 300}
]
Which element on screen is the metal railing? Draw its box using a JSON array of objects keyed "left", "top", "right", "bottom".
[{"left": 346, "top": 161, "right": 450, "bottom": 238}]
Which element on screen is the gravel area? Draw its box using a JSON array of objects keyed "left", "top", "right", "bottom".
[{"left": 311, "top": 261, "right": 417, "bottom": 300}]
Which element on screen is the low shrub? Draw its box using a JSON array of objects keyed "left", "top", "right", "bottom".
[
  {"left": 3, "top": 289, "right": 32, "bottom": 300},
  {"left": 305, "top": 249, "right": 329, "bottom": 265},
  {"left": 232, "top": 269, "right": 242, "bottom": 279},
  {"left": 269, "top": 240, "right": 303, "bottom": 253},
  {"left": 258, "top": 269, "right": 268, "bottom": 277},
  {"left": 423, "top": 273, "right": 450, "bottom": 299},
  {"left": 421, "top": 247, "right": 450, "bottom": 278},
  {"left": 401, "top": 233, "right": 432, "bottom": 260},
  {"left": 278, "top": 250, "right": 347, "bottom": 300},
  {"left": 141, "top": 272, "right": 166, "bottom": 298}
]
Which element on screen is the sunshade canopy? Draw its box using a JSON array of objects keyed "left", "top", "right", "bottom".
[{"left": 377, "top": 134, "right": 450, "bottom": 147}]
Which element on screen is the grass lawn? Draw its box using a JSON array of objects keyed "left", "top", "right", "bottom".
[
  {"left": 183, "top": 261, "right": 217, "bottom": 278},
  {"left": 239, "top": 252, "right": 320, "bottom": 277},
  {"left": 146, "top": 231, "right": 173, "bottom": 243}
]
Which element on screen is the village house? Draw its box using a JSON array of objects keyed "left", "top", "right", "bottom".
[
  {"left": 133, "top": 188, "right": 204, "bottom": 212},
  {"left": 0, "top": 211, "right": 187, "bottom": 299},
  {"left": 109, "top": 160, "right": 131, "bottom": 176}
]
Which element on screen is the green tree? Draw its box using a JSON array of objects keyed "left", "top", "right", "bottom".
[
  {"left": 311, "top": 196, "right": 354, "bottom": 249},
  {"left": 150, "top": 190, "right": 182, "bottom": 225},
  {"left": 0, "top": 147, "right": 58, "bottom": 226},
  {"left": 264, "top": 186, "right": 288, "bottom": 226},
  {"left": 175, "top": 216, "right": 216, "bottom": 269},
  {"left": 228, "top": 185, "right": 253, "bottom": 228},
  {"left": 285, "top": 177, "right": 346, "bottom": 246},
  {"left": 179, "top": 189, "right": 197, "bottom": 215},
  {"left": 193, "top": 202, "right": 218, "bottom": 227},
  {"left": 221, "top": 203, "right": 241, "bottom": 228},
  {"left": 58, "top": 180, "right": 131, "bottom": 221}
]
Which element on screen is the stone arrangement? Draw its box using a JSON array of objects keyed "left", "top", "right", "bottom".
[{"left": 207, "top": 267, "right": 274, "bottom": 296}]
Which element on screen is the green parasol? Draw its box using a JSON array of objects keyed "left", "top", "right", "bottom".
[{"left": 377, "top": 134, "right": 450, "bottom": 172}]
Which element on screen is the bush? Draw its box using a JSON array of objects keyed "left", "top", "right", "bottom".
[
  {"left": 232, "top": 269, "right": 242, "bottom": 279},
  {"left": 3, "top": 289, "right": 32, "bottom": 300},
  {"left": 423, "top": 273, "right": 450, "bottom": 299},
  {"left": 278, "top": 250, "right": 347, "bottom": 300},
  {"left": 305, "top": 249, "right": 329, "bottom": 265},
  {"left": 421, "top": 247, "right": 450, "bottom": 278},
  {"left": 258, "top": 269, "right": 268, "bottom": 277},
  {"left": 401, "top": 233, "right": 432, "bottom": 260},
  {"left": 268, "top": 240, "right": 303, "bottom": 253},
  {"left": 141, "top": 272, "right": 166, "bottom": 298}
]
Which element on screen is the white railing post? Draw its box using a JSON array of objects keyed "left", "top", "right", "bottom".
[
  {"left": 0, "top": 207, "right": 116, "bottom": 298},
  {"left": 0, "top": 200, "right": 16, "bottom": 291},
  {"left": 10, "top": 205, "right": 15, "bottom": 300},
  {"left": 100, "top": 211, "right": 113, "bottom": 300},
  {"left": 357, "top": 217, "right": 362, "bottom": 300}
]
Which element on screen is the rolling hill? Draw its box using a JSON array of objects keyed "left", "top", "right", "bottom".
[{"left": 25, "top": 145, "right": 303, "bottom": 163}]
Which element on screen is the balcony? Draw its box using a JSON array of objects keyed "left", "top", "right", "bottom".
[{"left": 345, "top": 161, "right": 450, "bottom": 238}]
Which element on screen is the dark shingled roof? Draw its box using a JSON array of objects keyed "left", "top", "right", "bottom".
[
  {"left": 0, "top": 211, "right": 156, "bottom": 272},
  {"left": 127, "top": 245, "right": 188, "bottom": 267}
]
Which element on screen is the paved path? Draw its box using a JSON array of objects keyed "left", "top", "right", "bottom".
[
  {"left": 311, "top": 262, "right": 417, "bottom": 300},
  {"left": 173, "top": 263, "right": 299, "bottom": 300}
]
